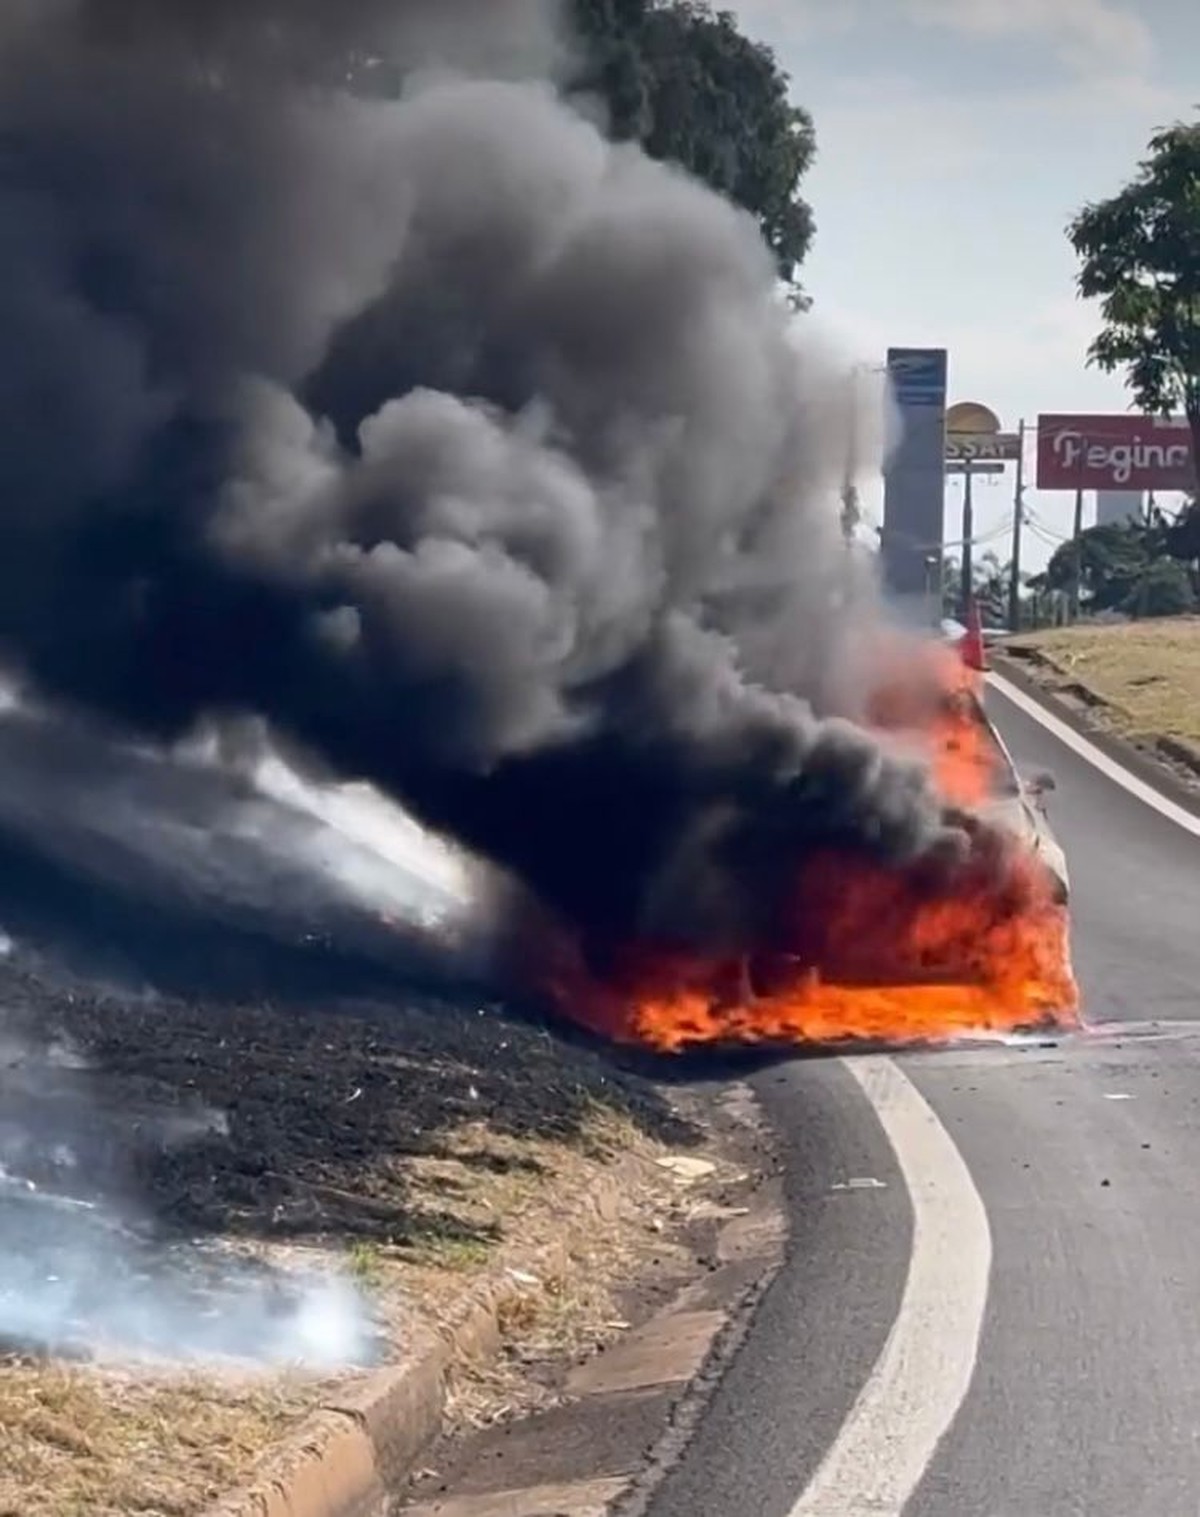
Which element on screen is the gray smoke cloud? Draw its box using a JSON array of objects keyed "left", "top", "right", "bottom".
[{"left": 0, "top": 0, "right": 966, "bottom": 959}]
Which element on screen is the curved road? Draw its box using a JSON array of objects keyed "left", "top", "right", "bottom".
[{"left": 641, "top": 678, "right": 1200, "bottom": 1517}]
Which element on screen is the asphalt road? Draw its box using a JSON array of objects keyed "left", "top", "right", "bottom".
[{"left": 640, "top": 680, "right": 1200, "bottom": 1517}]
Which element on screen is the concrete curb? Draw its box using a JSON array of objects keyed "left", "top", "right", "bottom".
[
  {"left": 991, "top": 651, "right": 1200, "bottom": 821},
  {"left": 205, "top": 1152, "right": 645, "bottom": 1517}
]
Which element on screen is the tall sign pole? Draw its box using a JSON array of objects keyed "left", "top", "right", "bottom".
[
  {"left": 943, "top": 401, "right": 1019, "bottom": 626},
  {"left": 960, "top": 460, "right": 974, "bottom": 620},
  {"left": 1008, "top": 417, "right": 1026, "bottom": 632},
  {"left": 840, "top": 366, "right": 861, "bottom": 548},
  {"left": 882, "top": 348, "right": 948, "bottom": 626}
]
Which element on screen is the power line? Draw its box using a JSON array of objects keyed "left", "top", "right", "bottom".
[
  {"left": 1025, "top": 520, "right": 1064, "bottom": 548},
  {"left": 1026, "top": 526, "right": 1073, "bottom": 561},
  {"left": 883, "top": 514, "right": 1014, "bottom": 555},
  {"left": 1024, "top": 509, "right": 1074, "bottom": 544}
]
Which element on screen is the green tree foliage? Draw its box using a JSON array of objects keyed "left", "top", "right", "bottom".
[
  {"left": 1034, "top": 511, "right": 1199, "bottom": 619},
  {"left": 1126, "top": 557, "right": 1198, "bottom": 617},
  {"left": 939, "top": 550, "right": 1011, "bottom": 624},
  {"left": 569, "top": 0, "right": 817, "bottom": 297},
  {"left": 1040, "top": 521, "right": 1154, "bottom": 613},
  {"left": 1068, "top": 117, "right": 1200, "bottom": 475},
  {"left": 1165, "top": 496, "right": 1200, "bottom": 567}
]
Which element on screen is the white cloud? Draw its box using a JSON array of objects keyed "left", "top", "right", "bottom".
[
  {"left": 1017, "top": 70, "right": 1186, "bottom": 127},
  {"left": 728, "top": 1, "right": 864, "bottom": 42},
  {"left": 813, "top": 294, "right": 1124, "bottom": 403},
  {"left": 805, "top": 63, "right": 1188, "bottom": 205},
  {"left": 903, "top": 0, "right": 1155, "bottom": 80},
  {"left": 807, "top": 74, "right": 994, "bottom": 176},
  {"left": 733, "top": 0, "right": 1158, "bottom": 85}
]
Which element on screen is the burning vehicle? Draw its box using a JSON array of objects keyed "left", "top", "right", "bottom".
[
  {"left": 529, "top": 618, "right": 1078, "bottom": 1054},
  {"left": 941, "top": 615, "right": 1069, "bottom": 909},
  {"left": 972, "top": 699, "right": 1068, "bottom": 907}
]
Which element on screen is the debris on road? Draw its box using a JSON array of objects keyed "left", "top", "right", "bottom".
[{"left": 654, "top": 1155, "right": 718, "bottom": 1183}]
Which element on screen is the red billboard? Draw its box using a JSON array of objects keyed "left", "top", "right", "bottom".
[{"left": 1036, "top": 414, "right": 1195, "bottom": 491}]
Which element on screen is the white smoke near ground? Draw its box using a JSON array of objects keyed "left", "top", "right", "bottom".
[
  {"left": 0, "top": 974, "right": 380, "bottom": 1368},
  {"left": 0, "top": 1185, "right": 377, "bottom": 1368}
]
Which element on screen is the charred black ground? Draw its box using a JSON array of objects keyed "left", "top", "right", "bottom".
[
  {"left": 0, "top": 0, "right": 967, "bottom": 956},
  {"left": 1, "top": 957, "right": 691, "bottom": 1254},
  {"left": 0, "top": 693, "right": 708, "bottom": 1365}
]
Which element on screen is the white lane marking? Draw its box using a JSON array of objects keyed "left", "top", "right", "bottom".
[
  {"left": 787, "top": 1057, "right": 992, "bottom": 1517},
  {"left": 988, "top": 671, "right": 1200, "bottom": 838}
]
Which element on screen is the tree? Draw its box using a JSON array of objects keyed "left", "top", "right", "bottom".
[
  {"left": 939, "top": 550, "right": 1011, "bottom": 623},
  {"left": 971, "top": 550, "right": 1009, "bottom": 624},
  {"left": 1036, "top": 514, "right": 1198, "bottom": 619},
  {"left": 1068, "top": 117, "right": 1200, "bottom": 477},
  {"left": 569, "top": 1, "right": 817, "bottom": 298},
  {"left": 1039, "top": 520, "right": 1151, "bottom": 613},
  {"left": 1127, "top": 557, "right": 1197, "bottom": 617},
  {"left": 1165, "top": 495, "right": 1200, "bottom": 569}
]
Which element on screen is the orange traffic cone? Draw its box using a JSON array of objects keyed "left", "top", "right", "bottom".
[{"left": 958, "top": 598, "right": 987, "bottom": 672}]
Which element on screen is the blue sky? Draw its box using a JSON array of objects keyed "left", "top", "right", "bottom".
[{"left": 730, "top": 0, "right": 1200, "bottom": 567}]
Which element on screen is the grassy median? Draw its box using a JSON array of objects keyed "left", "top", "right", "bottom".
[
  {"left": 0, "top": 967, "right": 698, "bottom": 1517},
  {"left": 1006, "top": 617, "right": 1200, "bottom": 760}
]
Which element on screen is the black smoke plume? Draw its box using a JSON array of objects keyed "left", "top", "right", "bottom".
[{"left": 0, "top": 0, "right": 964, "bottom": 960}]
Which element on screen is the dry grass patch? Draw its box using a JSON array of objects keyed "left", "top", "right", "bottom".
[
  {"left": 0, "top": 1365, "right": 316, "bottom": 1517},
  {"left": 0, "top": 1111, "right": 667, "bottom": 1517},
  {"left": 380, "top": 1110, "right": 659, "bottom": 1316},
  {"left": 1008, "top": 618, "right": 1200, "bottom": 748}
]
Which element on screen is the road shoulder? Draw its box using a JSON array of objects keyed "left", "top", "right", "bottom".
[
  {"left": 621, "top": 1057, "right": 913, "bottom": 1517},
  {"left": 396, "top": 1077, "right": 785, "bottom": 1517},
  {"left": 991, "top": 648, "right": 1200, "bottom": 819}
]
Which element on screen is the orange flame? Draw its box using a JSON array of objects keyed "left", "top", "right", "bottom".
[
  {"left": 866, "top": 638, "right": 996, "bottom": 808},
  {"left": 530, "top": 637, "right": 1079, "bottom": 1052},
  {"left": 613, "top": 851, "right": 1074, "bottom": 1051}
]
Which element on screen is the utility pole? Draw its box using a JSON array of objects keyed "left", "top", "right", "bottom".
[
  {"left": 839, "top": 364, "right": 863, "bottom": 549},
  {"left": 1069, "top": 484, "right": 1085, "bottom": 619},
  {"left": 1008, "top": 417, "right": 1026, "bottom": 633},
  {"left": 839, "top": 480, "right": 860, "bottom": 547},
  {"left": 924, "top": 553, "right": 940, "bottom": 628},
  {"left": 960, "top": 458, "right": 974, "bottom": 620}
]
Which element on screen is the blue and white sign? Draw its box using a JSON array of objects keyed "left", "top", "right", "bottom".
[
  {"left": 887, "top": 347, "right": 948, "bottom": 408},
  {"left": 882, "top": 346, "right": 949, "bottom": 610}
]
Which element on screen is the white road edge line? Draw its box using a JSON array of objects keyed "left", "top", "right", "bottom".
[
  {"left": 987, "top": 670, "right": 1200, "bottom": 838},
  {"left": 786, "top": 1056, "right": 992, "bottom": 1517}
]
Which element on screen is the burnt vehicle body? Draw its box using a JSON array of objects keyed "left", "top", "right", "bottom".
[
  {"left": 971, "top": 686, "right": 1069, "bottom": 905},
  {"left": 730, "top": 660, "right": 1071, "bottom": 1013}
]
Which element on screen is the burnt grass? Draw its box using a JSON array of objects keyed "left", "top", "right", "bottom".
[
  {"left": 0, "top": 706, "right": 700, "bottom": 1259},
  {"left": 1, "top": 952, "right": 700, "bottom": 1255}
]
